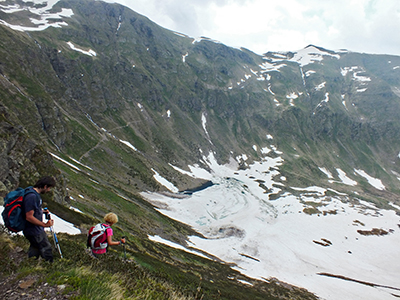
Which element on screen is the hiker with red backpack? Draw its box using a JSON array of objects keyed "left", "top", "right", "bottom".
[
  {"left": 88, "top": 212, "right": 125, "bottom": 258},
  {"left": 23, "top": 176, "right": 56, "bottom": 262}
]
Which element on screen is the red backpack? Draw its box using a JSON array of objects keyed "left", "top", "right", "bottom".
[{"left": 87, "top": 223, "right": 109, "bottom": 250}]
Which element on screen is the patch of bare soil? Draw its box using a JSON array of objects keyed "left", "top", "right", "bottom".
[
  {"left": 357, "top": 228, "right": 391, "bottom": 236},
  {"left": 0, "top": 247, "right": 77, "bottom": 300},
  {"left": 0, "top": 273, "right": 72, "bottom": 300},
  {"left": 313, "top": 238, "right": 332, "bottom": 246}
]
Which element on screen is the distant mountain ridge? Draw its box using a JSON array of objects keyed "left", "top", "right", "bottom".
[{"left": 1, "top": 0, "right": 400, "bottom": 298}]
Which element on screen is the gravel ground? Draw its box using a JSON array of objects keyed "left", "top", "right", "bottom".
[{"left": 0, "top": 247, "right": 77, "bottom": 300}]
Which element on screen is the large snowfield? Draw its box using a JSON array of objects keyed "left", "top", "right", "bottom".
[{"left": 142, "top": 148, "right": 400, "bottom": 300}]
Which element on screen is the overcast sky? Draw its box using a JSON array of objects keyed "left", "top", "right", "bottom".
[{"left": 108, "top": 0, "right": 400, "bottom": 56}]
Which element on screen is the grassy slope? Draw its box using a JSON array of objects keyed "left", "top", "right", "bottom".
[{"left": 0, "top": 227, "right": 317, "bottom": 300}]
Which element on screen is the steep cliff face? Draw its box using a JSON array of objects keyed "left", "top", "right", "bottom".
[{"left": 0, "top": 101, "right": 66, "bottom": 202}]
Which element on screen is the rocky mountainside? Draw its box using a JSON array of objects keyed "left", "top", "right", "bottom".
[
  {"left": 1, "top": 0, "right": 400, "bottom": 198},
  {"left": 1, "top": 0, "right": 400, "bottom": 299}
]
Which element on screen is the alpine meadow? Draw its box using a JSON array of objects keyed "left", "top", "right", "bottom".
[{"left": 1, "top": 0, "right": 400, "bottom": 299}]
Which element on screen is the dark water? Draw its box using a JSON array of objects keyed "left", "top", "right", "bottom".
[{"left": 181, "top": 180, "right": 214, "bottom": 195}]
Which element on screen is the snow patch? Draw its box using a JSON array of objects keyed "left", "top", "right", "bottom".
[
  {"left": 173, "top": 31, "right": 188, "bottom": 38},
  {"left": 201, "top": 113, "right": 213, "bottom": 144},
  {"left": 267, "top": 84, "right": 275, "bottom": 95},
  {"left": 389, "top": 202, "right": 400, "bottom": 210},
  {"left": 152, "top": 168, "right": 179, "bottom": 193},
  {"left": 259, "top": 60, "right": 286, "bottom": 73},
  {"left": 286, "top": 92, "right": 299, "bottom": 100},
  {"left": 69, "top": 157, "right": 92, "bottom": 170},
  {"left": 319, "top": 167, "right": 334, "bottom": 179},
  {"left": 305, "top": 70, "right": 316, "bottom": 77},
  {"left": 192, "top": 36, "right": 221, "bottom": 44},
  {"left": 315, "top": 82, "right": 326, "bottom": 91},
  {"left": 50, "top": 153, "right": 80, "bottom": 171},
  {"left": 336, "top": 168, "right": 357, "bottom": 186},
  {"left": 0, "top": 0, "right": 73, "bottom": 32},
  {"left": 69, "top": 206, "right": 84, "bottom": 214},
  {"left": 314, "top": 93, "right": 329, "bottom": 113},
  {"left": 148, "top": 235, "right": 209, "bottom": 259},
  {"left": 341, "top": 66, "right": 371, "bottom": 82},
  {"left": 286, "top": 92, "right": 298, "bottom": 106},
  {"left": 354, "top": 169, "right": 385, "bottom": 190},
  {"left": 236, "top": 154, "right": 249, "bottom": 163},
  {"left": 273, "top": 98, "right": 280, "bottom": 106},
  {"left": 286, "top": 46, "right": 340, "bottom": 67},
  {"left": 119, "top": 140, "right": 137, "bottom": 151},
  {"left": 67, "top": 42, "right": 96, "bottom": 57},
  {"left": 260, "top": 147, "right": 271, "bottom": 155}
]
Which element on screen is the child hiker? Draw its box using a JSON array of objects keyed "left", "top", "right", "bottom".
[{"left": 88, "top": 212, "right": 126, "bottom": 258}]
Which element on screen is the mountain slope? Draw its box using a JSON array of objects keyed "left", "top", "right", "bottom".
[
  {"left": 1, "top": 1, "right": 400, "bottom": 198},
  {"left": 0, "top": 228, "right": 317, "bottom": 300},
  {"left": 1, "top": 0, "right": 400, "bottom": 299}
]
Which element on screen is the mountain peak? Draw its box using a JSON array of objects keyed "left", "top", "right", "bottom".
[{"left": 262, "top": 44, "right": 341, "bottom": 67}]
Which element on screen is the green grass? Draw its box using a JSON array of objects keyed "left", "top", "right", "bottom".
[
  {"left": 47, "top": 267, "right": 125, "bottom": 300},
  {"left": 64, "top": 119, "right": 99, "bottom": 158},
  {"left": 0, "top": 228, "right": 318, "bottom": 300}
]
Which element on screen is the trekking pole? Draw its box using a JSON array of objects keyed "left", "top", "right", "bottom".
[
  {"left": 122, "top": 236, "right": 126, "bottom": 261},
  {"left": 44, "top": 208, "right": 63, "bottom": 259}
]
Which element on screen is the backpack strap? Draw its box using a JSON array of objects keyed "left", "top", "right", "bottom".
[
  {"left": 23, "top": 186, "right": 40, "bottom": 204},
  {"left": 102, "top": 223, "right": 110, "bottom": 250},
  {"left": 103, "top": 223, "right": 110, "bottom": 237},
  {"left": 22, "top": 187, "right": 42, "bottom": 215}
]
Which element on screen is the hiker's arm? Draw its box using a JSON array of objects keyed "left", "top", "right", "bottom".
[
  {"left": 106, "top": 235, "right": 124, "bottom": 246},
  {"left": 25, "top": 210, "right": 53, "bottom": 227}
]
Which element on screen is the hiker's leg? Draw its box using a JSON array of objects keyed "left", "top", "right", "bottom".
[
  {"left": 25, "top": 235, "right": 40, "bottom": 259},
  {"left": 37, "top": 231, "right": 54, "bottom": 262}
]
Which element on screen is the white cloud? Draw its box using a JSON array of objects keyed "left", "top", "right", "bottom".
[{"left": 106, "top": 0, "right": 400, "bottom": 55}]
